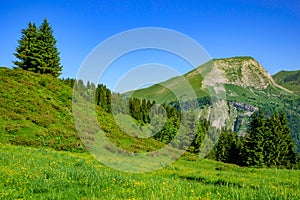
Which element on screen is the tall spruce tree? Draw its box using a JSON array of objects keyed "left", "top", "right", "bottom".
[
  {"left": 13, "top": 22, "right": 39, "bottom": 71},
  {"left": 264, "top": 111, "right": 296, "bottom": 167},
  {"left": 243, "top": 110, "right": 296, "bottom": 168},
  {"left": 243, "top": 110, "right": 265, "bottom": 166},
  {"left": 14, "top": 18, "right": 62, "bottom": 77},
  {"left": 215, "top": 129, "right": 240, "bottom": 164}
]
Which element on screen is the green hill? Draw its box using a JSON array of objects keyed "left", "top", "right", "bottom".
[
  {"left": 0, "top": 67, "right": 81, "bottom": 151},
  {"left": 0, "top": 67, "right": 163, "bottom": 153},
  {"left": 126, "top": 60, "right": 211, "bottom": 104},
  {"left": 273, "top": 70, "right": 300, "bottom": 95}
]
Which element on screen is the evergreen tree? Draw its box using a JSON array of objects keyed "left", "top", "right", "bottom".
[
  {"left": 243, "top": 110, "right": 265, "bottom": 167},
  {"left": 243, "top": 110, "right": 296, "bottom": 168},
  {"left": 95, "top": 84, "right": 111, "bottom": 113},
  {"left": 215, "top": 130, "right": 240, "bottom": 164},
  {"left": 264, "top": 111, "right": 296, "bottom": 167},
  {"left": 14, "top": 18, "right": 62, "bottom": 77},
  {"left": 189, "top": 119, "right": 208, "bottom": 153},
  {"left": 37, "top": 18, "right": 62, "bottom": 77},
  {"left": 14, "top": 22, "right": 39, "bottom": 71}
]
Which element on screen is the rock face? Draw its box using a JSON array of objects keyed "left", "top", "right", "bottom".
[
  {"left": 195, "top": 57, "right": 273, "bottom": 130},
  {"left": 230, "top": 101, "right": 259, "bottom": 113},
  {"left": 211, "top": 57, "right": 276, "bottom": 90}
]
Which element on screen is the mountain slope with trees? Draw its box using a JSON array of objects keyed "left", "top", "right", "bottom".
[
  {"left": 128, "top": 57, "right": 300, "bottom": 153},
  {"left": 0, "top": 67, "right": 165, "bottom": 153}
]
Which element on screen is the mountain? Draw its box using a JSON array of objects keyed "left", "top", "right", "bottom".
[
  {"left": 128, "top": 57, "right": 300, "bottom": 152},
  {"left": 1, "top": 59, "right": 299, "bottom": 153},
  {"left": 273, "top": 70, "right": 300, "bottom": 95},
  {"left": 129, "top": 57, "right": 292, "bottom": 103}
]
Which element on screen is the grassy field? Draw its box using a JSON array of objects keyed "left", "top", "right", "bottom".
[{"left": 1, "top": 143, "right": 299, "bottom": 200}]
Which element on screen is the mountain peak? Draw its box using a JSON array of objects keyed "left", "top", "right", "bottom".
[
  {"left": 212, "top": 56, "right": 255, "bottom": 62},
  {"left": 202, "top": 56, "right": 277, "bottom": 90}
]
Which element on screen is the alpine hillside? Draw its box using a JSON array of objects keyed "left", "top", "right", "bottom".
[
  {"left": 128, "top": 57, "right": 300, "bottom": 152},
  {"left": 273, "top": 70, "right": 300, "bottom": 95}
]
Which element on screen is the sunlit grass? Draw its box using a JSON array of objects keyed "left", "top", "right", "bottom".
[{"left": 1, "top": 144, "right": 299, "bottom": 199}]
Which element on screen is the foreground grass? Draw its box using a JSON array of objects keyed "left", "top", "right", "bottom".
[{"left": 0, "top": 144, "right": 299, "bottom": 200}]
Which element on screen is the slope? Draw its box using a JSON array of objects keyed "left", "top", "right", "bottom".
[
  {"left": 127, "top": 57, "right": 300, "bottom": 151},
  {"left": 273, "top": 70, "right": 300, "bottom": 95},
  {"left": 129, "top": 57, "right": 292, "bottom": 102},
  {"left": 0, "top": 67, "right": 163, "bottom": 153}
]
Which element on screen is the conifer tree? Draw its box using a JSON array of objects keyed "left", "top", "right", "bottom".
[
  {"left": 95, "top": 84, "right": 112, "bottom": 113},
  {"left": 215, "top": 130, "right": 240, "bottom": 164},
  {"left": 14, "top": 22, "right": 39, "bottom": 71},
  {"left": 243, "top": 110, "right": 296, "bottom": 168},
  {"left": 264, "top": 111, "right": 296, "bottom": 167},
  {"left": 243, "top": 110, "right": 265, "bottom": 166},
  {"left": 14, "top": 18, "right": 62, "bottom": 77},
  {"left": 37, "top": 18, "right": 62, "bottom": 77}
]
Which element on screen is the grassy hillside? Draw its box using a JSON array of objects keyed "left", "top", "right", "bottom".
[
  {"left": 127, "top": 61, "right": 212, "bottom": 104},
  {"left": 127, "top": 76, "right": 209, "bottom": 104},
  {"left": 273, "top": 70, "right": 300, "bottom": 95},
  {"left": 1, "top": 144, "right": 299, "bottom": 200},
  {"left": 0, "top": 67, "right": 82, "bottom": 151},
  {"left": 129, "top": 57, "right": 292, "bottom": 102},
  {"left": 0, "top": 67, "right": 163, "bottom": 153}
]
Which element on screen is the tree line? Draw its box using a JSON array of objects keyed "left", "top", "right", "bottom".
[
  {"left": 72, "top": 79, "right": 298, "bottom": 168},
  {"left": 121, "top": 94, "right": 298, "bottom": 168},
  {"left": 70, "top": 79, "right": 112, "bottom": 113},
  {"left": 215, "top": 110, "right": 297, "bottom": 168}
]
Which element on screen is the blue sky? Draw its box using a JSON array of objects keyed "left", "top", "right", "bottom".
[{"left": 1, "top": 0, "right": 300, "bottom": 91}]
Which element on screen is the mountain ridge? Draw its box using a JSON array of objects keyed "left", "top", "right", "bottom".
[{"left": 129, "top": 56, "right": 294, "bottom": 103}]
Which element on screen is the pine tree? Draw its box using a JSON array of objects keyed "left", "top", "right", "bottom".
[
  {"left": 37, "top": 18, "right": 62, "bottom": 77},
  {"left": 95, "top": 84, "right": 112, "bottom": 113},
  {"left": 243, "top": 110, "right": 266, "bottom": 166},
  {"left": 14, "top": 18, "right": 62, "bottom": 77},
  {"left": 189, "top": 119, "right": 207, "bottom": 153},
  {"left": 13, "top": 22, "right": 39, "bottom": 71},
  {"left": 243, "top": 110, "right": 297, "bottom": 168},
  {"left": 264, "top": 111, "right": 296, "bottom": 167},
  {"left": 215, "top": 130, "right": 240, "bottom": 164}
]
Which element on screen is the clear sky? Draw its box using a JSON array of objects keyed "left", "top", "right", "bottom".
[{"left": 1, "top": 0, "right": 300, "bottom": 91}]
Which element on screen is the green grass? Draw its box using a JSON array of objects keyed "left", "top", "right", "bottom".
[
  {"left": 273, "top": 70, "right": 300, "bottom": 95},
  {"left": 126, "top": 67, "right": 209, "bottom": 104},
  {"left": 0, "top": 67, "right": 83, "bottom": 152},
  {"left": 1, "top": 143, "right": 299, "bottom": 200},
  {"left": 0, "top": 67, "right": 164, "bottom": 153}
]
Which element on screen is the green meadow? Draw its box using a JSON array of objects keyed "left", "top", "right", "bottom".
[{"left": 1, "top": 143, "right": 299, "bottom": 200}]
